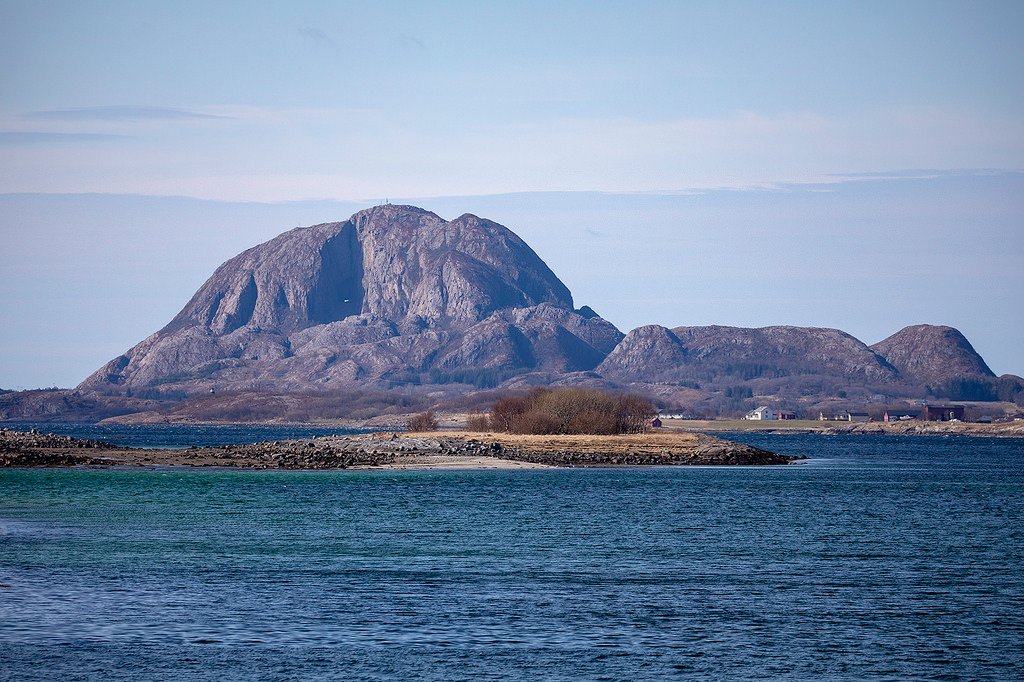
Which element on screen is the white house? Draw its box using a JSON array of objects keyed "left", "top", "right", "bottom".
[{"left": 744, "top": 406, "right": 775, "bottom": 421}]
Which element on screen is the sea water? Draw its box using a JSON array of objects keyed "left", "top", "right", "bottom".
[{"left": 1, "top": 429, "right": 1022, "bottom": 680}]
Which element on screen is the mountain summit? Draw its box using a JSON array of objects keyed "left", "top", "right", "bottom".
[{"left": 80, "top": 205, "right": 623, "bottom": 393}]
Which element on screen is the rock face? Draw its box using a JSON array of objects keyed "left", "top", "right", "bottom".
[
  {"left": 80, "top": 205, "right": 623, "bottom": 394},
  {"left": 869, "top": 324, "right": 995, "bottom": 386}
]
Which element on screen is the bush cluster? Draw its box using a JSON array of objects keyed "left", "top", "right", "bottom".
[
  {"left": 406, "top": 411, "right": 439, "bottom": 432},
  {"left": 488, "top": 388, "right": 655, "bottom": 435},
  {"left": 466, "top": 412, "right": 492, "bottom": 431}
]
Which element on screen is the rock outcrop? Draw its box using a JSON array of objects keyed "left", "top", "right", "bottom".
[
  {"left": 80, "top": 205, "right": 623, "bottom": 394},
  {"left": 869, "top": 324, "right": 995, "bottom": 386}
]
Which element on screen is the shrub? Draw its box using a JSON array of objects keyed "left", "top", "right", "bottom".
[
  {"left": 488, "top": 387, "right": 655, "bottom": 435},
  {"left": 466, "top": 412, "right": 491, "bottom": 431},
  {"left": 490, "top": 393, "right": 534, "bottom": 431},
  {"left": 406, "top": 411, "right": 439, "bottom": 432},
  {"left": 614, "top": 393, "right": 657, "bottom": 434}
]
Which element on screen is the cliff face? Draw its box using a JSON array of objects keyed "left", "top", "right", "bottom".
[
  {"left": 80, "top": 205, "right": 621, "bottom": 394},
  {"left": 161, "top": 205, "right": 573, "bottom": 335},
  {"left": 869, "top": 324, "right": 995, "bottom": 387}
]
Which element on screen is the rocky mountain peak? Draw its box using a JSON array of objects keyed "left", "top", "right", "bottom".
[
  {"left": 158, "top": 204, "right": 573, "bottom": 339},
  {"left": 79, "top": 206, "right": 606, "bottom": 393}
]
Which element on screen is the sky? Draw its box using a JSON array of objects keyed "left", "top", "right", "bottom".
[{"left": 1, "top": 1, "right": 1022, "bottom": 388}]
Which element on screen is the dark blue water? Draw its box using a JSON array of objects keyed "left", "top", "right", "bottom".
[
  {"left": 2, "top": 421, "right": 377, "bottom": 449},
  {"left": 1, "top": 430, "right": 1022, "bottom": 680}
]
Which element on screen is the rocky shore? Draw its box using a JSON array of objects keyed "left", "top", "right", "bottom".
[{"left": 0, "top": 428, "right": 796, "bottom": 469}]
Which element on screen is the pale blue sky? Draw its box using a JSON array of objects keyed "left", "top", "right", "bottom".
[{"left": 1, "top": 1, "right": 1022, "bottom": 387}]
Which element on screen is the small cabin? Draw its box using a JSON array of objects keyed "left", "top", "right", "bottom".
[
  {"left": 776, "top": 410, "right": 797, "bottom": 420},
  {"left": 847, "top": 412, "right": 870, "bottom": 423},
  {"left": 650, "top": 417, "right": 663, "bottom": 428}
]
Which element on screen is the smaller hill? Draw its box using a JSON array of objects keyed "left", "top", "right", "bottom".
[
  {"left": 870, "top": 324, "right": 995, "bottom": 387},
  {"left": 599, "top": 324, "right": 898, "bottom": 386}
]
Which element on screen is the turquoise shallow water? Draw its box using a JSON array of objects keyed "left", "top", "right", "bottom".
[{"left": 1, "top": 430, "right": 1022, "bottom": 680}]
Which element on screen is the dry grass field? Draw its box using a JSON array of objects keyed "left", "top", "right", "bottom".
[{"left": 405, "top": 430, "right": 705, "bottom": 456}]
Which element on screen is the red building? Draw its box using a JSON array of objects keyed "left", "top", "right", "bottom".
[{"left": 923, "top": 404, "right": 965, "bottom": 421}]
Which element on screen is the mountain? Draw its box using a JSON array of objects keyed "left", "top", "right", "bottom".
[
  {"left": 45, "top": 204, "right": 1014, "bottom": 420},
  {"left": 79, "top": 205, "right": 622, "bottom": 395},
  {"left": 869, "top": 324, "right": 995, "bottom": 387}
]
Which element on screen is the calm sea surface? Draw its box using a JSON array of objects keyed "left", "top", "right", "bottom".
[{"left": 1, "top": 426, "right": 1022, "bottom": 680}]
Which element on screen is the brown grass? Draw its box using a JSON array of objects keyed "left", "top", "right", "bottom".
[{"left": 427, "top": 430, "right": 704, "bottom": 455}]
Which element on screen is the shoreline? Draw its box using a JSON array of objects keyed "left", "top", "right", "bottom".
[
  {"left": 63, "top": 412, "right": 1024, "bottom": 438},
  {"left": 0, "top": 428, "right": 796, "bottom": 470},
  {"left": 658, "top": 419, "right": 1024, "bottom": 438}
]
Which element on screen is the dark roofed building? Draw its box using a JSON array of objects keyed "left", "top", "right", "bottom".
[{"left": 923, "top": 404, "right": 965, "bottom": 421}]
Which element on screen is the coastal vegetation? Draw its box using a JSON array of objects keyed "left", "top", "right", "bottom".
[
  {"left": 485, "top": 387, "right": 656, "bottom": 435},
  {"left": 406, "top": 411, "right": 439, "bottom": 432}
]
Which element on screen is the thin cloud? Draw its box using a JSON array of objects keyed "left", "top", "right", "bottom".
[
  {"left": 298, "top": 26, "right": 336, "bottom": 47},
  {"left": 26, "top": 106, "right": 227, "bottom": 122},
  {"left": 828, "top": 168, "right": 1023, "bottom": 181},
  {"left": 396, "top": 33, "right": 426, "bottom": 51},
  {"left": 0, "top": 131, "right": 127, "bottom": 143}
]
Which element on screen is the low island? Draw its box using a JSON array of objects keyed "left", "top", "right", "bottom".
[{"left": 0, "top": 428, "right": 796, "bottom": 469}]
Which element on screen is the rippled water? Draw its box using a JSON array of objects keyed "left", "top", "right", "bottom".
[{"left": 1, "top": 431, "right": 1022, "bottom": 679}]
